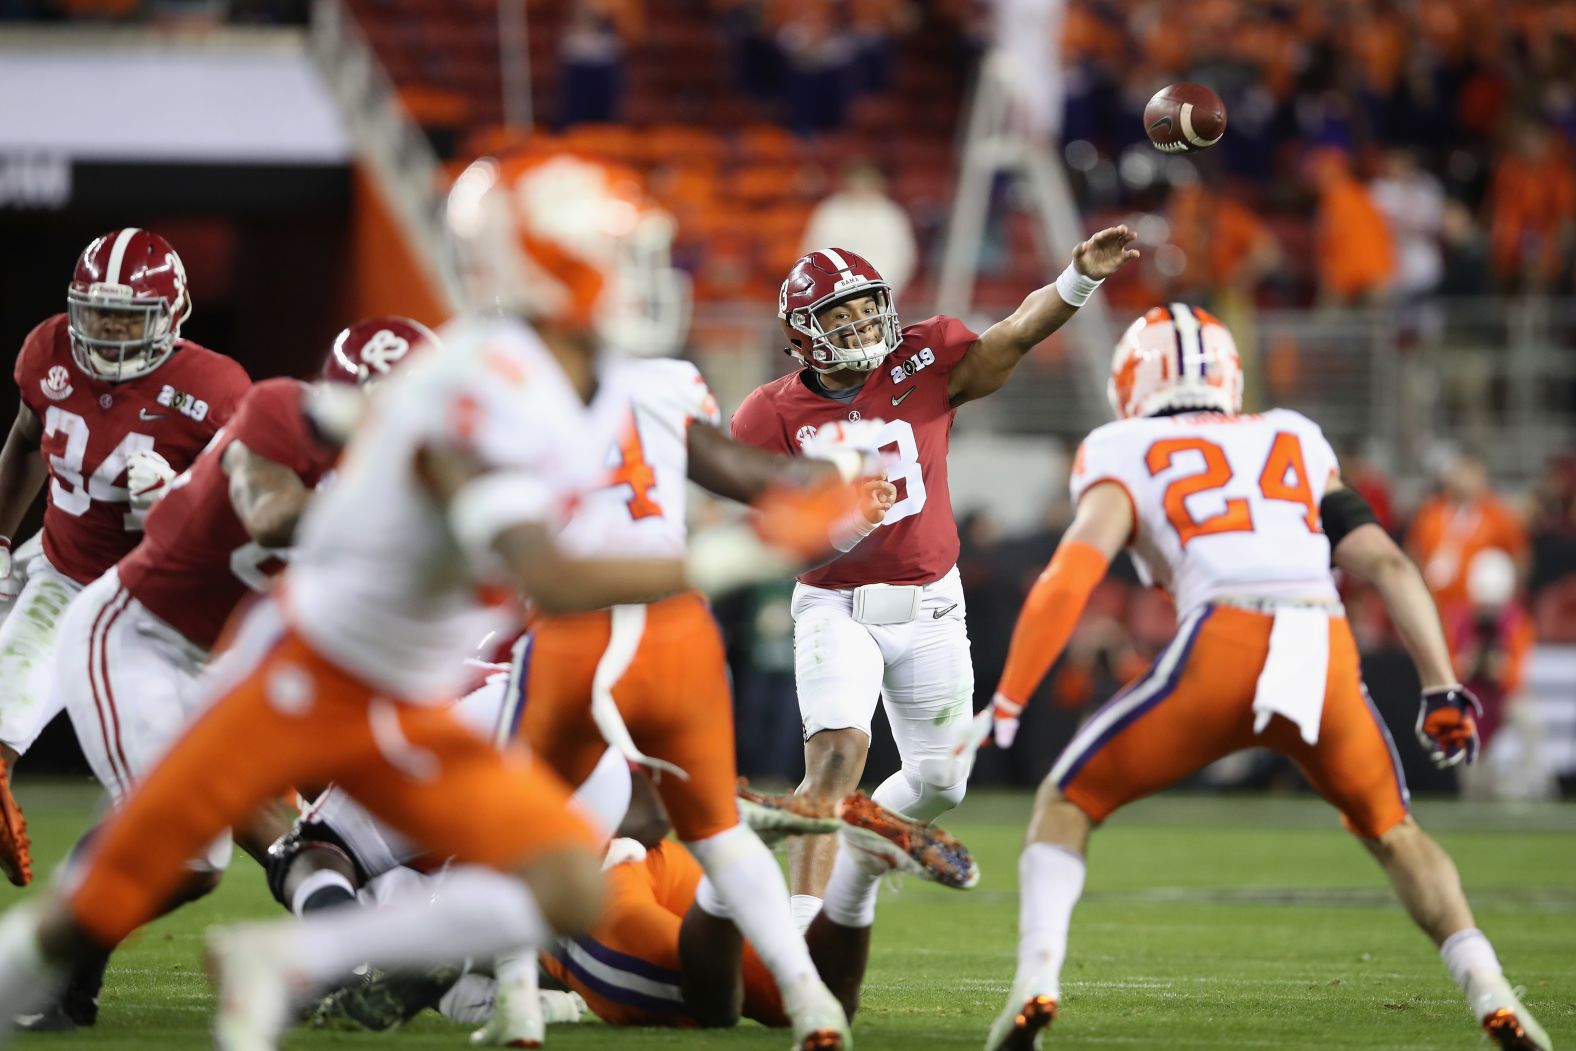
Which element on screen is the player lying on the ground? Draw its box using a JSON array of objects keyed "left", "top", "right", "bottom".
[
  {"left": 977, "top": 304, "right": 1550, "bottom": 1051},
  {"left": 280, "top": 763, "right": 977, "bottom": 1037},
  {"left": 0, "top": 229, "right": 251, "bottom": 888},
  {"left": 0, "top": 152, "right": 866, "bottom": 1051},
  {"left": 730, "top": 232, "right": 1138, "bottom": 933},
  {"left": 14, "top": 317, "right": 433, "bottom": 1033}
]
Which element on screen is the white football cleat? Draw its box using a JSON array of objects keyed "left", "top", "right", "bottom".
[
  {"left": 782, "top": 973, "right": 851, "bottom": 1051},
  {"left": 0, "top": 901, "right": 64, "bottom": 1032},
  {"left": 470, "top": 951, "right": 544, "bottom": 1047},
  {"left": 1468, "top": 971, "right": 1552, "bottom": 1050},
  {"left": 207, "top": 922, "right": 307, "bottom": 1051},
  {"left": 984, "top": 971, "right": 1058, "bottom": 1051}
]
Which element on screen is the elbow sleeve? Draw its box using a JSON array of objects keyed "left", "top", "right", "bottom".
[{"left": 1320, "top": 487, "right": 1379, "bottom": 550}]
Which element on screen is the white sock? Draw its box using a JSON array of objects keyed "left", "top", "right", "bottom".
[
  {"left": 290, "top": 869, "right": 357, "bottom": 917},
  {"left": 820, "top": 848, "right": 881, "bottom": 929},
  {"left": 292, "top": 866, "right": 551, "bottom": 987},
  {"left": 1015, "top": 843, "right": 1086, "bottom": 999},
  {"left": 790, "top": 894, "right": 823, "bottom": 934},
  {"left": 1440, "top": 928, "right": 1503, "bottom": 997},
  {"left": 687, "top": 824, "right": 818, "bottom": 988},
  {"left": 694, "top": 875, "right": 731, "bottom": 919}
]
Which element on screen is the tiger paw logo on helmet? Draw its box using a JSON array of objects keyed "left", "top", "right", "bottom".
[{"left": 40, "top": 365, "right": 73, "bottom": 401}]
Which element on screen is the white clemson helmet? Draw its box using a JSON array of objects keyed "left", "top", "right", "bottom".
[
  {"left": 1108, "top": 303, "right": 1243, "bottom": 419},
  {"left": 444, "top": 150, "right": 689, "bottom": 358}
]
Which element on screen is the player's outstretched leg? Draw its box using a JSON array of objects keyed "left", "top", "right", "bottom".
[
  {"left": 1364, "top": 816, "right": 1551, "bottom": 1051},
  {"left": 986, "top": 785, "right": 1093, "bottom": 1051},
  {"left": 209, "top": 858, "right": 602, "bottom": 1051}
]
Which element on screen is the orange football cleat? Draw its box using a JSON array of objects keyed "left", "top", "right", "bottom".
[{"left": 0, "top": 757, "right": 32, "bottom": 887}]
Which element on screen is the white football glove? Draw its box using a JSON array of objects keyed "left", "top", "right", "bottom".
[
  {"left": 0, "top": 538, "right": 16, "bottom": 604},
  {"left": 798, "top": 418, "right": 891, "bottom": 482},
  {"left": 126, "top": 449, "right": 175, "bottom": 513},
  {"left": 992, "top": 692, "right": 1024, "bottom": 750}
]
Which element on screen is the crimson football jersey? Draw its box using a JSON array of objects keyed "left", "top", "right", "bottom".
[
  {"left": 16, "top": 314, "right": 250, "bottom": 585},
  {"left": 732, "top": 315, "right": 978, "bottom": 589},
  {"left": 117, "top": 378, "right": 336, "bottom": 649}
]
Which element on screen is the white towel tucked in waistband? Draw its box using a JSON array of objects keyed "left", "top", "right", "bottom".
[{"left": 1251, "top": 607, "right": 1330, "bottom": 745}]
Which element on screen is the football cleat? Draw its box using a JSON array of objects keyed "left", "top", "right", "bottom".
[
  {"left": 1470, "top": 973, "right": 1552, "bottom": 1051},
  {"left": 470, "top": 951, "right": 543, "bottom": 1047},
  {"left": 985, "top": 992, "right": 1058, "bottom": 1051},
  {"left": 837, "top": 792, "right": 979, "bottom": 889},
  {"left": 207, "top": 922, "right": 307, "bottom": 1051},
  {"left": 0, "top": 759, "right": 33, "bottom": 887},
  {"left": 738, "top": 782, "right": 841, "bottom": 847},
  {"left": 783, "top": 973, "right": 851, "bottom": 1051}
]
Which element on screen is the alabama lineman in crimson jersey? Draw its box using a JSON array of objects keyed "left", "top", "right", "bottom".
[
  {"left": 16, "top": 317, "right": 431, "bottom": 1031},
  {"left": 731, "top": 232, "right": 1138, "bottom": 920},
  {"left": 0, "top": 229, "right": 249, "bottom": 886}
]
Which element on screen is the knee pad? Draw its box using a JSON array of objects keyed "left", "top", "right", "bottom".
[{"left": 902, "top": 761, "right": 969, "bottom": 823}]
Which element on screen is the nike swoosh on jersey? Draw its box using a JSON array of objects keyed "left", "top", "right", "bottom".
[
  {"left": 933, "top": 603, "right": 958, "bottom": 619},
  {"left": 138, "top": 409, "right": 167, "bottom": 420},
  {"left": 891, "top": 388, "right": 915, "bottom": 407}
]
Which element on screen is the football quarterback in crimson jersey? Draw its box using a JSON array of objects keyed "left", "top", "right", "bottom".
[
  {"left": 20, "top": 317, "right": 432, "bottom": 1033},
  {"left": 730, "top": 232, "right": 1138, "bottom": 921},
  {"left": 0, "top": 229, "right": 249, "bottom": 887}
]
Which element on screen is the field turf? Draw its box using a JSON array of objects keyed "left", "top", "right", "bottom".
[{"left": 8, "top": 779, "right": 1574, "bottom": 1050}]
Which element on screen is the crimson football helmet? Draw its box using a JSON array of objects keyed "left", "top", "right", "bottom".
[
  {"left": 67, "top": 228, "right": 192, "bottom": 383},
  {"left": 1108, "top": 303, "right": 1243, "bottom": 419},
  {"left": 445, "top": 151, "right": 688, "bottom": 357},
  {"left": 779, "top": 248, "right": 900, "bottom": 374},
  {"left": 322, "top": 315, "right": 439, "bottom": 386}
]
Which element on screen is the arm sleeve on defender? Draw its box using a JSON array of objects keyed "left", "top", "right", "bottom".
[{"left": 996, "top": 539, "right": 1112, "bottom": 705}]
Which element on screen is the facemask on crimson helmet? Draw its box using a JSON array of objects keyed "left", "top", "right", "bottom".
[
  {"left": 779, "top": 248, "right": 900, "bottom": 374},
  {"left": 66, "top": 228, "right": 192, "bottom": 383}
]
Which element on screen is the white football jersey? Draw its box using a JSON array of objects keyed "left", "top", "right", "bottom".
[
  {"left": 287, "top": 316, "right": 602, "bottom": 702},
  {"left": 1071, "top": 408, "right": 1341, "bottom": 617},
  {"left": 556, "top": 357, "right": 720, "bottom": 560}
]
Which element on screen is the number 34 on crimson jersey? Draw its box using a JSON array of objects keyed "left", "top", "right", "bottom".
[{"left": 1074, "top": 407, "right": 1342, "bottom": 617}]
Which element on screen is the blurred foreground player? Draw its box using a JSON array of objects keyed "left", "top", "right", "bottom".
[
  {"left": 0, "top": 155, "right": 856, "bottom": 1051},
  {"left": 0, "top": 229, "right": 249, "bottom": 885},
  {"left": 21, "top": 317, "right": 431, "bottom": 1031},
  {"left": 982, "top": 305, "right": 1550, "bottom": 1051},
  {"left": 731, "top": 232, "right": 1137, "bottom": 926}
]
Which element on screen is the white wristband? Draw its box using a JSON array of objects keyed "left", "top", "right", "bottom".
[
  {"left": 1054, "top": 262, "right": 1104, "bottom": 308},
  {"left": 829, "top": 510, "right": 878, "bottom": 553}
]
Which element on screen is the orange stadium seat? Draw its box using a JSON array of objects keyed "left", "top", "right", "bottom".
[{"left": 640, "top": 125, "right": 730, "bottom": 167}]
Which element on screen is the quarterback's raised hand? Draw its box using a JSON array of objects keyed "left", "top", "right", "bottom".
[
  {"left": 1071, "top": 225, "right": 1141, "bottom": 281},
  {"left": 1415, "top": 685, "right": 1483, "bottom": 768}
]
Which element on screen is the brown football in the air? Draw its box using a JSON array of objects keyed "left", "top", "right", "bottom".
[{"left": 1144, "top": 83, "right": 1227, "bottom": 153}]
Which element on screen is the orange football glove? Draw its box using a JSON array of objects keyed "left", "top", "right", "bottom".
[
  {"left": 751, "top": 477, "right": 862, "bottom": 561},
  {"left": 1414, "top": 686, "right": 1483, "bottom": 768}
]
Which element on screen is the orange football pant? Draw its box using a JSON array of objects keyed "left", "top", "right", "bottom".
[
  {"left": 69, "top": 605, "right": 594, "bottom": 948},
  {"left": 539, "top": 841, "right": 784, "bottom": 1027},
  {"left": 521, "top": 591, "right": 739, "bottom": 842},
  {"left": 1054, "top": 604, "right": 1410, "bottom": 839}
]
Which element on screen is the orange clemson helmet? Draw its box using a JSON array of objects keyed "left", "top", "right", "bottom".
[
  {"left": 444, "top": 151, "right": 689, "bottom": 358},
  {"left": 1108, "top": 303, "right": 1243, "bottom": 420}
]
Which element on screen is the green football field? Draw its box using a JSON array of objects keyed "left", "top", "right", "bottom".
[{"left": 7, "top": 779, "right": 1574, "bottom": 1050}]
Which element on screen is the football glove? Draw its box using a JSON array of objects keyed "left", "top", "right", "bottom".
[
  {"left": 0, "top": 538, "right": 15, "bottom": 604},
  {"left": 991, "top": 692, "right": 1024, "bottom": 750},
  {"left": 127, "top": 449, "right": 175, "bottom": 513},
  {"left": 1415, "top": 685, "right": 1483, "bottom": 769}
]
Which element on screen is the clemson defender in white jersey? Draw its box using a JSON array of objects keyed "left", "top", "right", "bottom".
[
  {"left": 0, "top": 152, "right": 861, "bottom": 1051},
  {"left": 981, "top": 305, "right": 1550, "bottom": 1051}
]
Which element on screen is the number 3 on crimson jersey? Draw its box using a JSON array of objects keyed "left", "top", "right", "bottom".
[{"left": 873, "top": 419, "right": 926, "bottom": 525}]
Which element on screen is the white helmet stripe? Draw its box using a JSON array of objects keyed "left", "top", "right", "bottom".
[
  {"left": 817, "top": 247, "right": 851, "bottom": 274},
  {"left": 104, "top": 227, "right": 142, "bottom": 286},
  {"left": 1169, "top": 302, "right": 1201, "bottom": 380}
]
